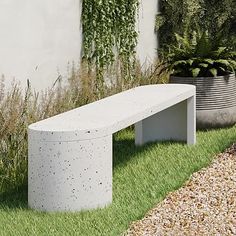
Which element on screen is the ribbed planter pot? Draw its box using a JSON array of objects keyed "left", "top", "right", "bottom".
[{"left": 170, "top": 73, "right": 236, "bottom": 129}]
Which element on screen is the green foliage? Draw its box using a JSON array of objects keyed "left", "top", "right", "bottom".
[
  {"left": 1, "top": 127, "right": 236, "bottom": 235},
  {"left": 156, "top": 0, "right": 236, "bottom": 50},
  {"left": 158, "top": 31, "right": 236, "bottom": 77},
  {"left": 0, "top": 64, "right": 162, "bottom": 193},
  {"left": 82, "top": 0, "right": 139, "bottom": 84}
]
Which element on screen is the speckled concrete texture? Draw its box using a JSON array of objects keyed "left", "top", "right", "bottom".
[
  {"left": 125, "top": 144, "right": 236, "bottom": 236},
  {"left": 28, "top": 135, "right": 112, "bottom": 212},
  {"left": 28, "top": 85, "right": 196, "bottom": 141},
  {"left": 135, "top": 100, "right": 188, "bottom": 144},
  {"left": 28, "top": 85, "right": 196, "bottom": 212}
]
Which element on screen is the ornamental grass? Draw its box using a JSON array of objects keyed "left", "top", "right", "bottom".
[{"left": 0, "top": 62, "right": 163, "bottom": 193}]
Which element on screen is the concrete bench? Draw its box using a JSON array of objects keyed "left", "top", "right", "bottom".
[{"left": 28, "top": 84, "right": 196, "bottom": 212}]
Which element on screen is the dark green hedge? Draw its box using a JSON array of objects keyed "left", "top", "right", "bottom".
[{"left": 157, "top": 0, "right": 236, "bottom": 49}]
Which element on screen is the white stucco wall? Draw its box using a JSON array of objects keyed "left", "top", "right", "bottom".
[
  {"left": 0, "top": 0, "right": 82, "bottom": 91},
  {"left": 0, "top": 0, "right": 158, "bottom": 91},
  {"left": 136, "top": 0, "right": 158, "bottom": 66}
]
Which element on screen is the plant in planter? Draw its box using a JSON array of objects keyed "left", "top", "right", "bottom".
[{"left": 158, "top": 31, "right": 236, "bottom": 129}]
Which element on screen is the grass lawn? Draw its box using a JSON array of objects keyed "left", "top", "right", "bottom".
[{"left": 0, "top": 126, "right": 236, "bottom": 236}]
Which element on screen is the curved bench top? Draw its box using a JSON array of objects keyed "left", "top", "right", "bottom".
[{"left": 29, "top": 84, "right": 195, "bottom": 141}]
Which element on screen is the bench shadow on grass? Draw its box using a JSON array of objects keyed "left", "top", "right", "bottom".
[
  {"left": 0, "top": 135, "right": 182, "bottom": 211},
  {"left": 113, "top": 134, "right": 185, "bottom": 168}
]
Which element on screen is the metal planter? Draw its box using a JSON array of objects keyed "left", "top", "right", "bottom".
[{"left": 170, "top": 74, "right": 236, "bottom": 129}]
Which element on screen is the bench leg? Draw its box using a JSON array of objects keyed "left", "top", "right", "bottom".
[
  {"left": 28, "top": 135, "right": 113, "bottom": 212},
  {"left": 135, "top": 97, "right": 196, "bottom": 145},
  {"left": 187, "top": 95, "right": 196, "bottom": 145}
]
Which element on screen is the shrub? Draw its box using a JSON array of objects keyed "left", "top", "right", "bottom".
[
  {"left": 156, "top": 0, "right": 236, "bottom": 50},
  {"left": 157, "top": 31, "right": 236, "bottom": 77},
  {"left": 0, "top": 62, "right": 162, "bottom": 193}
]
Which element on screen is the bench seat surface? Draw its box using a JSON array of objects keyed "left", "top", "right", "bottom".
[{"left": 29, "top": 84, "right": 195, "bottom": 141}]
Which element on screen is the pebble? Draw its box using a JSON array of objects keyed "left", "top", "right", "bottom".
[{"left": 125, "top": 144, "right": 236, "bottom": 236}]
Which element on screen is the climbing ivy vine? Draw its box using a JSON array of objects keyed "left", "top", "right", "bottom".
[{"left": 82, "top": 0, "right": 139, "bottom": 83}]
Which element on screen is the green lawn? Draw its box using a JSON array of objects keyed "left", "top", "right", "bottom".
[{"left": 0, "top": 126, "right": 236, "bottom": 236}]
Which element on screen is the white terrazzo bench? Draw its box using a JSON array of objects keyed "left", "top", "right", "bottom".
[{"left": 28, "top": 84, "right": 196, "bottom": 212}]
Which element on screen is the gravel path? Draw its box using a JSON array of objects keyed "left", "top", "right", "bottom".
[{"left": 125, "top": 144, "right": 236, "bottom": 236}]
